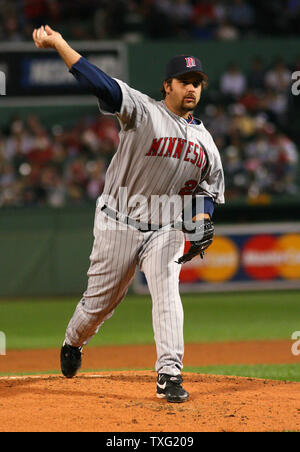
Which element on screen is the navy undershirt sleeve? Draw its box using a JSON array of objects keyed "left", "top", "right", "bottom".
[
  {"left": 204, "top": 197, "right": 215, "bottom": 217},
  {"left": 192, "top": 196, "right": 215, "bottom": 218},
  {"left": 69, "top": 57, "right": 122, "bottom": 113}
]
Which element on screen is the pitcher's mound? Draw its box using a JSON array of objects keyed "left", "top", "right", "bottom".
[{"left": 1, "top": 371, "right": 300, "bottom": 432}]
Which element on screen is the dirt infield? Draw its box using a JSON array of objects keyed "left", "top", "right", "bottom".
[
  {"left": 1, "top": 372, "right": 300, "bottom": 432},
  {"left": 0, "top": 339, "right": 298, "bottom": 374},
  {"left": 0, "top": 340, "right": 299, "bottom": 432}
]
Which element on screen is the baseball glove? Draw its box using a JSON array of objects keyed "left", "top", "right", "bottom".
[{"left": 176, "top": 219, "right": 214, "bottom": 264}]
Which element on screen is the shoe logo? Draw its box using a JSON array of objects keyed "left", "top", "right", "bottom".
[{"left": 157, "top": 381, "right": 167, "bottom": 390}]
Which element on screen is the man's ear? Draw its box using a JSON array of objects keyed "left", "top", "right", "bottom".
[
  {"left": 164, "top": 79, "right": 172, "bottom": 96},
  {"left": 163, "top": 81, "right": 168, "bottom": 95}
]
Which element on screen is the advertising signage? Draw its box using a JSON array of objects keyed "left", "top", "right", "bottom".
[
  {"left": 134, "top": 223, "right": 300, "bottom": 293},
  {"left": 0, "top": 42, "right": 128, "bottom": 97}
]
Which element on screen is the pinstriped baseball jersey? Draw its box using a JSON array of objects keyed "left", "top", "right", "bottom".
[
  {"left": 99, "top": 79, "right": 225, "bottom": 224},
  {"left": 64, "top": 68, "right": 225, "bottom": 379}
]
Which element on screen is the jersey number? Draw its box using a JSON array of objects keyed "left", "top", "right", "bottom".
[{"left": 178, "top": 179, "right": 198, "bottom": 196}]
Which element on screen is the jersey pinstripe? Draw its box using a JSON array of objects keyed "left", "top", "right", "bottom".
[{"left": 99, "top": 79, "right": 225, "bottom": 224}]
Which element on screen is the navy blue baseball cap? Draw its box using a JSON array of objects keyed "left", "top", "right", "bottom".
[{"left": 165, "top": 55, "right": 208, "bottom": 81}]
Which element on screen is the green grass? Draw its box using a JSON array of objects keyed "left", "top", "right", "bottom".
[
  {"left": 1, "top": 364, "right": 299, "bottom": 382},
  {"left": 0, "top": 368, "right": 150, "bottom": 377},
  {"left": 183, "top": 290, "right": 300, "bottom": 343},
  {"left": 184, "top": 364, "right": 300, "bottom": 382},
  {"left": 0, "top": 291, "right": 299, "bottom": 350}
]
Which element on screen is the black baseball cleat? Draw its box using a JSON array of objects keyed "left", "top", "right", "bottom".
[
  {"left": 156, "top": 373, "right": 189, "bottom": 403},
  {"left": 60, "top": 342, "right": 82, "bottom": 378}
]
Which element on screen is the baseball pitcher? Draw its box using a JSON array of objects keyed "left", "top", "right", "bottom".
[{"left": 33, "top": 25, "right": 225, "bottom": 403}]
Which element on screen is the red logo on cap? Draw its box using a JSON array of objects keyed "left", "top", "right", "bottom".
[{"left": 185, "top": 57, "right": 196, "bottom": 68}]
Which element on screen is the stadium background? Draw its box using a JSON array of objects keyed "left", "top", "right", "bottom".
[{"left": 0, "top": 0, "right": 300, "bottom": 432}]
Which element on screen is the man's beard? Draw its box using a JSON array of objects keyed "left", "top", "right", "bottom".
[{"left": 181, "top": 98, "right": 197, "bottom": 112}]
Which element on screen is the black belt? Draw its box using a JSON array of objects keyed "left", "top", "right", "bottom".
[{"left": 101, "top": 205, "right": 163, "bottom": 232}]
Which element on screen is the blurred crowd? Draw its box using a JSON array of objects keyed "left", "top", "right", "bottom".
[
  {"left": 1, "top": 0, "right": 300, "bottom": 42},
  {"left": 0, "top": 115, "right": 118, "bottom": 207},
  {"left": 205, "top": 56, "right": 299, "bottom": 200},
  {"left": 0, "top": 55, "right": 299, "bottom": 207}
]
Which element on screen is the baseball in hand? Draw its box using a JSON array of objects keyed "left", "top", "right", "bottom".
[{"left": 37, "top": 28, "right": 47, "bottom": 39}]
